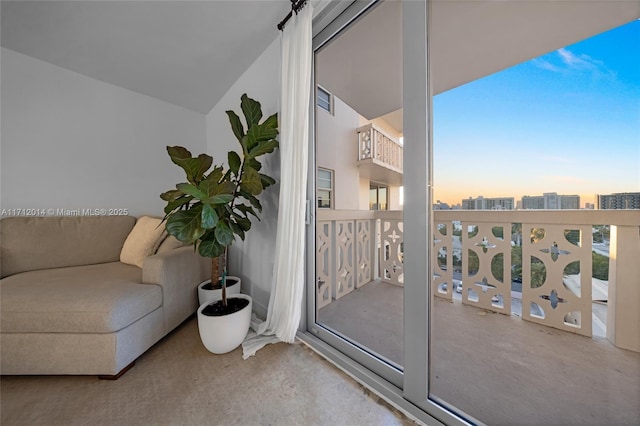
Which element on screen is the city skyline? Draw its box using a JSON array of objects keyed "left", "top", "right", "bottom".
[
  {"left": 443, "top": 191, "right": 637, "bottom": 209},
  {"left": 433, "top": 19, "right": 639, "bottom": 207}
]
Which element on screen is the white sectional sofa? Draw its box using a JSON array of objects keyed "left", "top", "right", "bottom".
[{"left": 0, "top": 215, "right": 208, "bottom": 378}]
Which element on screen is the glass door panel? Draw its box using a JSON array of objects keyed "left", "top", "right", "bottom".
[
  {"left": 427, "top": 17, "right": 640, "bottom": 426},
  {"left": 311, "top": 0, "right": 404, "bottom": 383}
]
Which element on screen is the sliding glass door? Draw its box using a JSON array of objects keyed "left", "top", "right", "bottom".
[
  {"left": 308, "top": 0, "right": 404, "bottom": 387},
  {"left": 307, "top": 2, "right": 640, "bottom": 425},
  {"left": 308, "top": 1, "right": 465, "bottom": 423}
]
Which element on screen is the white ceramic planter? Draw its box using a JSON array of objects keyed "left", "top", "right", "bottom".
[
  {"left": 197, "top": 294, "right": 252, "bottom": 354},
  {"left": 197, "top": 276, "right": 241, "bottom": 306}
]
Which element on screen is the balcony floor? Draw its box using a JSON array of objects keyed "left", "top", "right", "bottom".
[{"left": 318, "top": 281, "right": 640, "bottom": 425}]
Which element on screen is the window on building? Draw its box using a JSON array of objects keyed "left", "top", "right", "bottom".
[
  {"left": 317, "top": 86, "right": 333, "bottom": 114},
  {"left": 369, "top": 183, "right": 388, "bottom": 210},
  {"left": 317, "top": 168, "right": 333, "bottom": 209}
]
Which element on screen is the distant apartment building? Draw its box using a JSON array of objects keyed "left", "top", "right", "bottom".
[
  {"left": 597, "top": 192, "right": 640, "bottom": 209},
  {"left": 521, "top": 195, "right": 545, "bottom": 210},
  {"left": 521, "top": 192, "right": 580, "bottom": 209},
  {"left": 560, "top": 194, "right": 580, "bottom": 209},
  {"left": 461, "top": 196, "right": 514, "bottom": 210}
]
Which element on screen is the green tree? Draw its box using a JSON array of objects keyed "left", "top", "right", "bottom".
[
  {"left": 564, "top": 260, "right": 580, "bottom": 275},
  {"left": 511, "top": 223, "right": 522, "bottom": 247},
  {"left": 531, "top": 258, "right": 546, "bottom": 288},
  {"left": 511, "top": 246, "right": 522, "bottom": 282},
  {"left": 593, "top": 252, "right": 609, "bottom": 280},
  {"left": 492, "top": 226, "right": 504, "bottom": 239},
  {"left": 468, "top": 249, "right": 479, "bottom": 275},
  {"left": 491, "top": 253, "right": 504, "bottom": 282},
  {"left": 564, "top": 229, "right": 580, "bottom": 246}
]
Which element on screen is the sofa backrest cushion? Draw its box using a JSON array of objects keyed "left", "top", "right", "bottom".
[
  {"left": 0, "top": 215, "right": 136, "bottom": 278},
  {"left": 119, "top": 216, "right": 166, "bottom": 268}
]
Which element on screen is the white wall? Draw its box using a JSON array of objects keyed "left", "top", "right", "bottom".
[
  {"left": 205, "top": 38, "right": 281, "bottom": 317},
  {"left": 1, "top": 48, "right": 206, "bottom": 217},
  {"left": 316, "top": 95, "right": 363, "bottom": 210}
]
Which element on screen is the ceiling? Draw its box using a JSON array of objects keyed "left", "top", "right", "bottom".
[
  {"left": 316, "top": 0, "right": 640, "bottom": 130},
  {"left": 2, "top": 0, "right": 639, "bottom": 118},
  {"left": 1, "top": 0, "right": 294, "bottom": 114}
]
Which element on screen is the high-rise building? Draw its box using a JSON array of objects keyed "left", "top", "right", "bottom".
[
  {"left": 521, "top": 193, "right": 580, "bottom": 209},
  {"left": 560, "top": 195, "right": 580, "bottom": 209},
  {"left": 597, "top": 192, "right": 640, "bottom": 209},
  {"left": 461, "top": 196, "right": 514, "bottom": 210},
  {"left": 521, "top": 195, "right": 545, "bottom": 209}
]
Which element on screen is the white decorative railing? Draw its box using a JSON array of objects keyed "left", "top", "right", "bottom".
[
  {"left": 317, "top": 209, "right": 640, "bottom": 351},
  {"left": 316, "top": 210, "right": 377, "bottom": 308},
  {"left": 356, "top": 124, "right": 403, "bottom": 173}
]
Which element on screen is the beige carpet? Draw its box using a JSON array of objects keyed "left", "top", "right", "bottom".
[{"left": 1, "top": 317, "right": 417, "bottom": 426}]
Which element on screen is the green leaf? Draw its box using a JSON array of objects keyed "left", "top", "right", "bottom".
[
  {"left": 163, "top": 196, "right": 192, "bottom": 214},
  {"left": 235, "top": 204, "right": 259, "bottom": 219},
  {"left": 167, "top": 146, "right": 212, "bottom": 184},
  {"left": 240, "top": 166, "right": 263, "bottom": 195},
  {"left": 241, "top": 94, "right": 262, "bottom": 127},
  {"left": 160, "top": 189, "right": 183, "bottom": 202},
  {"left": 240, "top": 136, "right": 249, "bottom": 156},
  {"left": 229, "top": 222, "right": 246, "bottom": 241},
  {"left": 239, "top": 190, "right": 262, "bottom": 212},
  {"left": 246, "top": 123, "right": 279, "bottom": 151},
  {"left": 248, "top": 158, "right": 262, "bottom": 171},
  {"left": 199, "top": 169, "right": 226, "bottom": 198},
  {"left": 226, "top": 110, "right": 245, "bottom": 143},
  {"left": 203, "top": 194, "right": 234, "bottom": 205},
  {"left": 206, "top": 166, "right": 224, "bottom": 184},
  {"left": 166, "top": 208, "right": 205, "bottom": 244},
  {"left": 195, "top": 154, "right": 213, "bottom": 179},
  {"left": 199, "top": 175, "right": 234, "bottom": 204},
  {"left": 176, "top": 183, "right": 207, "bottom": 200},
  {"left": 248, "top": 139, "right": 279, "bottom": 159},
  {"left": 201, "top": 204, "right": 219, "bottom": 229},
  {"left": 198, "top": 236, "right": 226, "bottom": 258},
  {"left": 236, "top": 217, "right": 252, "bottom": 232},
  {"left": 167, "top": 145, "right": 192, "bottom": 160},
  {"left": 228, "top": 151, "right": 241, "bottom": 176},
  {"left": 215, "top": 222, "right": 235, "bottom": 247},
  {"left": 263, "top": 113, "right": 278, "bottom": 131},
  {"left": 259, "top": 173, "right": 276, "bottom": 188}
]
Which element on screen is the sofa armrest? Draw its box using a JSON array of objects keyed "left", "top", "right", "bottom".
[{"left": 142, "top": 246, "right": 209, "bottom": 333}]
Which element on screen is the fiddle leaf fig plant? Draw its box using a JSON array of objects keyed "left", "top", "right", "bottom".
[{"left": 160, "top": 94, "right": 279, "bottom": 307}]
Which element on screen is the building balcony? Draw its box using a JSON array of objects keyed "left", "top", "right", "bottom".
[
  {"left": 316, "top": 208, "right": 640, "bottom": 423},
  {"left": 356, "top": 124, "right": 403, "bottom": 185}
]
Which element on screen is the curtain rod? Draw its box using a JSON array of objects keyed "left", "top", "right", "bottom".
[{"left": 277, "top": 0, "right": 308, "bottom": 31}]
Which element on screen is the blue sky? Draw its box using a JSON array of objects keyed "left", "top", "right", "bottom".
[{"left": 433, "top": 19, "right": 640, "bottom": 207}]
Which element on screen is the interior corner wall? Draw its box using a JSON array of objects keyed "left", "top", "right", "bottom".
[
  {"left": 0, "top": 48, "right": 207, "bottom": 218},
  {"left": 205, "top": 37, "right": 281, "bottom": 317}
]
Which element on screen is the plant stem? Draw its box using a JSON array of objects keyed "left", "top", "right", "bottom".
[{"left": 221, "top": 246, "right": 228, "bottom": 308}]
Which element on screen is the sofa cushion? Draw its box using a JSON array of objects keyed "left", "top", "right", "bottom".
[
  {"left": 120, "top": 216, "right": 166, "bottom": 268},
  {"left": 0, "top": 262, "right": 162, "bottom": 334},
  {"left": 0, "top": 216, "right": 136, "bottom": 278},
  {"left": 156, "top": 235, "right": 186, "bottom": 254}
]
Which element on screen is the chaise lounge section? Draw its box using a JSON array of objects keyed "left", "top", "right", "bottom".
[{"left": 0, "top": 215, "right": 208, "bottom": 377}]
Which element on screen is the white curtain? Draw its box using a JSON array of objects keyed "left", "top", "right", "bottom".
[{"left": 242, "top": 3, "right": 313, "bottom": 359}]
